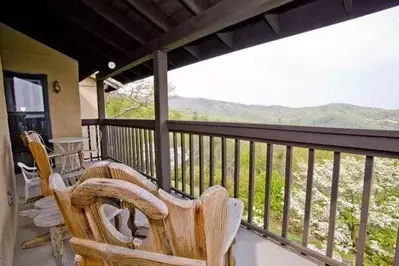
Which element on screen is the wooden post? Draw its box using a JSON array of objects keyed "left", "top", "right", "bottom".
[
  {"left": 153, "top": 50, "right": 171, "bottom": 192},
  {"left": 96, "top": 79, "right": 108, "bottom": 159}
]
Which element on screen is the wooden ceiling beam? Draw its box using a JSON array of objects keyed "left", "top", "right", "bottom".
[
  {"left": 216, "top": 32, "right": 234, "bottom": 48},
  {"left": 179, "top": 0, "right": 235, "bottom": 48},
  {"left": 124, "top": 0, "right": 200, "bottom": 59},
  {"left": 179, "top": 0, "right": 202, "bottom": 15},
  {"left": 52, "top": 8, "right": 129, "bottom": 54},
  {"left": 342, "top": 0, "right": 353, "bottom": 13},
  {"left": 264, "top": 13, "right": 280, "bottom": 35},
  {"left": 81, "top": 0, "right": 146, "bottom": 44},
  {"left": 98, "top": 0, "right": 294, "bottom": 80},
  {"left": 124, "top": 0, "right": 174, "bottom": 32}
]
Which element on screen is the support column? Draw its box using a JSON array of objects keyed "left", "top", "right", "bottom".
[
  {"left": 96, "top": 78, "right": 108, "bottom": 160},
  {"left": 153, "top": 50, "right": 171, "bottom": 192}
]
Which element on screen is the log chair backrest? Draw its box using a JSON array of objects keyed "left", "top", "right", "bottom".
[
  {"left": 24, "top": 131, "right": 52, "bottom": 196},
  {"left": 158, "top": 186, "right": 229, "bottom": 266},
  {"left": 107, "top": 162, "right": 158, "bottom": 195}
]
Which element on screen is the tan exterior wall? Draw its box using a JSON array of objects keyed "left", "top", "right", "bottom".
[
  {"left": 79, "top": 77, "right": 98, "bottom": 119},
  {"left": 0, "top": 23, "right": 81, "bottom": 265},
  {"left": 0, "top": 23, "right": 81, "bottom": 138},
  {"left": 0, "top": 53, "right": 17, "bottom": 266}
]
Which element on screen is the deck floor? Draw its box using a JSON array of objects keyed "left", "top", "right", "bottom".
[{"left": 13, "top": 169, "right": 318, "bottom": 266}]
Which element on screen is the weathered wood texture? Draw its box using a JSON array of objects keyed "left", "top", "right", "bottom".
[
  {"left": 159, "top": 185, "right": 241, "bottom": 266},
  {"left": 51, "top": 161, "right": 242, "bottom": 266},
  {"left": 23, "top": 131, "right": 53, "bottom": 195},
  {"left": 70, "top": 237, "right": 206, "bottom": 266}
]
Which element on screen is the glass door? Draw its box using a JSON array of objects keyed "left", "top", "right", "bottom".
[{"left": 3, "top": 71, "right": 52, "bottom": 171}]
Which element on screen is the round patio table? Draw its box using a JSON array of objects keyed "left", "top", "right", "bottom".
[{"left": 49, "top": 137, "right": 88, "bottom": 173}]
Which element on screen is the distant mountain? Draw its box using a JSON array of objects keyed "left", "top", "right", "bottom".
[{"left": 169, "top": 96, "right": 399, "bottom": 130}]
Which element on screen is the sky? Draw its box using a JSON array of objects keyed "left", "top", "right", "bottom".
[{"left": 167, "top": 6, "right": 399, "bottom": 109}]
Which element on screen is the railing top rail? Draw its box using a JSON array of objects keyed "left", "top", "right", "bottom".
[
  {"left": 82, "top": 119, "right": 100, "bottom": 126},
  {"left": 167, "top": 120, "right": 399, "bottom": 158},
  {"left": 104, "top": 119, "right": 155, "bottom": 129},
  {"left": 167, "top": 120, "right": 399, "bottom": 138}
]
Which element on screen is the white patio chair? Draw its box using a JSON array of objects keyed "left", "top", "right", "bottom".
[
  {"left": 17, "top": 162, "right": 41, "bottom": 202},
  {"left": 27, "top": 130, "right": 61, "bottom": 159}
]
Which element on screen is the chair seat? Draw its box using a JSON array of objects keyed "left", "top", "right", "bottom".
[
  {"left": 224, "top": 198, "right": 244, "bottom": 254},
  {"left": 27, "top": 177, "right": 41, "bottom": 185}
]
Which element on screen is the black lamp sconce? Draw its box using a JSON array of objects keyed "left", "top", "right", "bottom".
[{"left": 53, "top": 80, "right": 61, "bottom": 93}]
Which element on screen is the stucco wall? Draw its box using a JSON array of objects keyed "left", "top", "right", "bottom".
[
  {"left": 79, "top": 77, "right": 98, "bottom": 119},
  {"left": 0, "top": 53, "right": 17, "bottom": 266},
  {"left": 0, "top": 23, "right": 81, "bottom": 265},
  {"left": 0, "top": 23, "right": 81, "bottom": 138}
]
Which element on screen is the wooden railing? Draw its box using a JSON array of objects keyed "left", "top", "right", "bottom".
[
  {"left": 81, "top": 119, "right": 101, "bottom": 161},
  {"left": 82, "top": 119, "right": 399, "bottom": 266}
]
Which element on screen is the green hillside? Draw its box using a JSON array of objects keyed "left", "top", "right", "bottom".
[{"left": 169, "top": 96, "right": 399, "bottom": 130}]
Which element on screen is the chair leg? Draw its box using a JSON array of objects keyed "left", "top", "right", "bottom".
[
  {"left": 25, "top": 185, "right": 30, "bottom": 203},
  {"left": 225, "top": 238, "right": 236, "bottom": 266}
]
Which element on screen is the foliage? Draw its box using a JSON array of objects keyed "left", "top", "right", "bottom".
[
  {"left": 292, "top": 156, "right": 399, "bottom": 265},
  {"left": 106, "top": 80, "right": 399, "bottom": 265}
]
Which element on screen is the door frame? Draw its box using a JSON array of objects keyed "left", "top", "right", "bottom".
[{"left": 3, "top": 70, "right": 53, "bottom": 169}]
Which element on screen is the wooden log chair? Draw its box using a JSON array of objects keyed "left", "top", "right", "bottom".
[
  {"left": 21, "top": 131, "right": 84, "bottom": 196},
  {"left": 50, "top": 175, "right": 172, "bottom": 265},
  {"left": 105, "top": 162, "right": 243, "bottom": 266},
  {"left": 51, "top": 162, "right": 243, "bottom": 266}
]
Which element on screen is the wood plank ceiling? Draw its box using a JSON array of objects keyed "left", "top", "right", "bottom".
[{"left": 1, "top": 0, "right": 398, "bottom": 85}]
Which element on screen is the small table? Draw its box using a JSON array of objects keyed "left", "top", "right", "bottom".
[{"left": 49, "top": 137, "right": 88, "bottom": 173}]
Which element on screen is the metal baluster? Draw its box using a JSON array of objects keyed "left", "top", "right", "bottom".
[
  {"left": 87, "top": 125, "right": 92, "bottom": 161},
  {"left": 282, "top": 146, "right": 293, "bottom": 238},
  {"left": 139, "top": 129, "right": 144, "bottom": 172},
  {"left": 326, "top": 152, "right": 341, "bottom": 257},
  {"left": 302, "top": 148, "right": 314, "bottom": 246},
  {"left": 122, "top": 127, "right": 126, "bottom": 164},
  {"left": 355, "top": 156, "right": 374, "bottom": 265},
  {"left": 264, "top": 143, "right": 273, "bottom": 231},
  {"left": 189, "top": 134, "right": 194, "bottom": 197},
  {"left": 149, "top": 130, "right": 155, "bottom": 177},
  {"left": 130, "top": 128, "right": 137, "bottom": 168},
  {"left": 234, "top": 139, "right": 240, "bottom": 198},
  {"left": 209, "top": 136, "right": 214, "bottom": 187},
  {"left": 199, "top": 135, "right": 204, "bottom": 195},
  {"left": 181, "top": 133, "right": 186, "bottom": 193},
  {"left": 221, "top": 137, "right": 227, "bottom": 187},
  {"left": 95, "top": 125, "right": 99, "bottom": 160},
  {"left": 127, "top": 128, "right": 133, "bottom": 167},
  {"left": 248, "top": 141, "right": 255, "bottom": 223},
  {"left": 173, "top": 132, "right": 178, "bottom": 189},
  {"left": 144, "top": 129, "right": 150, "bottom": 174},
  {"left": 135, "top": 128, "right": 141, "bottom": 170}
]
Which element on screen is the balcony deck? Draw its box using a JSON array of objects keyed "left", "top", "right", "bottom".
[{"left": 13, "top": 173, "right": 317, "bottom": 266}]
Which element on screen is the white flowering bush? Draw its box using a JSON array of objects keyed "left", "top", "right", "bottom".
[{"left": 291, "top": 156, "right": 399, "bottom": 265}]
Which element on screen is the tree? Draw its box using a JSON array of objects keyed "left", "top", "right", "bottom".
[
  {"left": 292, "top": 156, "right": 399, "bottom": 265},
  {"left": 106, "top": 79, "right": 176, "bottom": 119}
]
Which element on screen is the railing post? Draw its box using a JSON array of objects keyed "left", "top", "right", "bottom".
[
  {"left": 96, "top": 78, "right": 108, "bottom": 159},
  {"left": 153, "top": 50, "right": 171, "bottom": 192}
]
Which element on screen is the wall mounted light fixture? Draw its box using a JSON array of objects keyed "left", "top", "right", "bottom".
[{"left": 53, "top": 80, "right": 61, "bottom": 93}]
